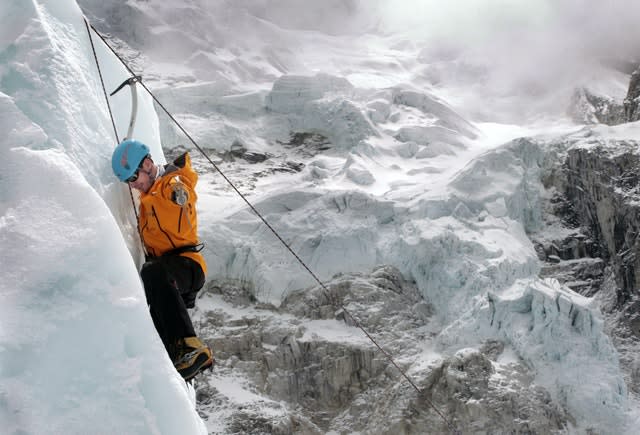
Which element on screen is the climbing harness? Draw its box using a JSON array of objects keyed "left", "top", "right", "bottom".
[
  {"left": 83, "top": 18, "right": 459, "bottom": 434},
  {"left": 161, "top": 243, "right": 204, "bottom": 257}
]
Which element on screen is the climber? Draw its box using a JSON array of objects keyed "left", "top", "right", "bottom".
[{"left": 111, "top": 138, "right": 213, "bottom": 381}]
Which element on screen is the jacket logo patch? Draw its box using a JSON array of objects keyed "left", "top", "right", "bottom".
[{"left": 173, "top": 185, "right": 188, "bottom": 206}]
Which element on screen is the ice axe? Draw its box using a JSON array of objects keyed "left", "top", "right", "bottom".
[{"left": 110, "top": 75, "right": 142, "bottom": 140}]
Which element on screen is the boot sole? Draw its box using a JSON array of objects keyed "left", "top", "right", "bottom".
[{"left": 178, "top": 352, "right": 215, "bottom": 382}]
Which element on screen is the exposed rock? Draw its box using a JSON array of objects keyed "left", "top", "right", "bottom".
[
  {"left": 533, "top": 189, "right": 605, "bottom": 296},
  {"left": 534, "top": 133, "right": 640, "bottom": 396},
  {"left": 228, "top": 140, "right": 270, "bottom": 163},
  {"left": 193, "top": 267, "right": 435, "bottom": 432},
  {"left": 568, "top": 87, "right": 625, "bottom": 125},
  {"left": 421, "top": 348, "right": 571, "bottom": 434},
  {"left": 192, "top": 266, "right": 578, "bottom": 434},
  {"left": 624, "top": 67, "right": 640, "bottom": 122},
  {"left": 195, "top": 376, "right": 322, "bottom": 435},
  {"left": 564, "top": 142, "right": 640, "bottom": 304},
  {"left": 264, "top": 335, "right": 383, "bottom": 411},
  {"left": 277, "top": 132, "right": 332, "bottom": 157},
  {"left": 326, "top": 345, "right": 570, "bottom": 434},
  {"left": 164, "top": 141, "right": 271, "bottom": 166},
  {"left": 539, "top": 257, "right": 605, "bottom": 296}
]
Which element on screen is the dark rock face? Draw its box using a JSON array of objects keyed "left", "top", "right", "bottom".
[
  {"left": 534, "top": 182, "right": 606, "bottom": 296},
  {"left": 535, "top": 136, "right": 640, "bottom": 395},
  {"left": 624, "top": 68, "right": 640, "bottom": 122},
  {"left": 228, "top": 141, "right": 270, "bottom": 164},
  {"left": 568, "top": 87, "right": 625, "bottom": 125},
  {"left": 277, "top": 132, "right": 332, "bottom": 157},
  {"left": 422, "top": 348, "right": 570, "bottom": 434},
  {"left": 535, "top": 138, "right": 640, "bottom": 303},
  {"left": 193, "top": 266, "right": 579, "bottom": 434},
  {"left": 567, "top": 64, "right": 640, "bottom": 125},
  {"left": 193, "top": 267, "right": 435, "bottom": 433},
  {"left": 564, "top": 144, "right": 640, "bottom": 305}
]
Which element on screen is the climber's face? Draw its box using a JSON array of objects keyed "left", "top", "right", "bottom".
[{"left": 128, "top": 157, "right": 155, "bottom": 193}]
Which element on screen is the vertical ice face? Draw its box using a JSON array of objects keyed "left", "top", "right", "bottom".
[{"left": 0, "top": 1, "right": 205, "bottom": 433}]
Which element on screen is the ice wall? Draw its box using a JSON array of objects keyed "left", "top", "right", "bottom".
[{"left": 0, "top": 1, "right": 204, "bottom": 433}]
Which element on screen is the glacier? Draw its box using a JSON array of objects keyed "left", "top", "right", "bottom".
[{"left": 2, "top": 0, "right": 640, "bottom": 434}]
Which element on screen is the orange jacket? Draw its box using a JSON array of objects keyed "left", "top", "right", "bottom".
[{"left": 138, "top": 152, "right": 207, "bottom": 274}]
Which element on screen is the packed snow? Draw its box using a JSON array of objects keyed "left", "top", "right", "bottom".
[
  {"left": 3, "top": 0, "right": 640, "bottom": 434},
  {"left": 0, "top": 1, "right": 203, "bottom": 434}
]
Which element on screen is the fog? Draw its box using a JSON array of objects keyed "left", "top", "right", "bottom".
[
  {"left": 80, "top": 0, "right": 640, "bottom": 122},
  {"left": 365, "top": 1, "right": 639, "bottom": 120}
]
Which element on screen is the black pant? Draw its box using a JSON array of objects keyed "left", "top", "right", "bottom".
[{"left": 140, "top": 255, "right": 205, "bottom": 360}]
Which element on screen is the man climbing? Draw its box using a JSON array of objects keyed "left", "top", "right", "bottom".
[{"left": 111, "top": 138, "right": 214, "bottom": 381}]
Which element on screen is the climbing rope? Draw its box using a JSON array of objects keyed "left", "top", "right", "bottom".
[
  {"left": 84, "top": 18, "right": 146, "bottom": 254},
  {"left": 84, "top": 19, "right": 459, "bottom": 433}
]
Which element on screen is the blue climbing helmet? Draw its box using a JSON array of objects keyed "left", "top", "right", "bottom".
[{"left": 111, "top": 139, "right": 150, "bottom": 182}]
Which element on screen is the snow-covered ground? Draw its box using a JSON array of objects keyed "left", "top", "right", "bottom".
[{"left": 3, "top": 0, "right": 640, "bottom": 433}]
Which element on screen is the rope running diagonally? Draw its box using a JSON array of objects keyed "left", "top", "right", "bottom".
[
  {"left": 84, "top": 18, "right": 460, "bottom": 434},
  {"left": 84, "top": 18, "right": 145, "bottom": 252}
]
